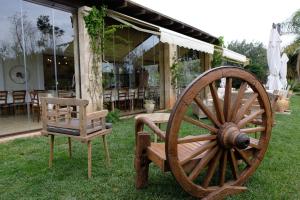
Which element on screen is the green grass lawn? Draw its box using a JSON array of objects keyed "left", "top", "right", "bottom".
[{"left": 1, "top": 96, "right": 300, "bottom": 200}]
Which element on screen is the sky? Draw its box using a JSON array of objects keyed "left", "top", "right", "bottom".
[{"left": 132, "top": 0, "right": 300, "bottom": 47}]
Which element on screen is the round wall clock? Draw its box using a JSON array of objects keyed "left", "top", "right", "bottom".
[{"left": 9, "top": 65, "right": 30, "bottom": 84}]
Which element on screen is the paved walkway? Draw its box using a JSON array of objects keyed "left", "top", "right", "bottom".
[{"left": 0, "top": 131, "right": 41, "bottom": 143}]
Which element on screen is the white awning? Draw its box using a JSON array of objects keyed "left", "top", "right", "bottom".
[
  {"left": 160, "top": 28, "right": 214, "bottom": 54},
  {"left": 222, "top": 48, "right": 247, "bottom": 63},
  {"left": 108, "top": 10, "right": 215, "bottom": 54}
]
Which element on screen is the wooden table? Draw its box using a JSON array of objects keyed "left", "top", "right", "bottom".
[{"left": 135, "top": 113, "right": 170, "bottom": 142}]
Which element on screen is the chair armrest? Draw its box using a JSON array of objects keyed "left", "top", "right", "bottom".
[
  {"left": 87, "top": 110, "right": 108, "bottom": 121},
  {"left": 135, "top": 116, "right": 166, "bottom": 141}
]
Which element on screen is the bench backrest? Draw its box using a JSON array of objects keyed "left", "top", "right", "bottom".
[{"left": 41, "top": 97, "right": 89, "bottom": 136}]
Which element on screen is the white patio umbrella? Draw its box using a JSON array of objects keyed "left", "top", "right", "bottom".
[
  {"left": 266, "top": 26, "right": 283, "bottom": 90},
  {"left": 280, "top": 53, "right": 289, "bottom": 90}
]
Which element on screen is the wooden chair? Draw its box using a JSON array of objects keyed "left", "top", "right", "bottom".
[
  {"left": 30, "top": 90, "right": 41, "bottom": 122},
  {"left": 0, "top": 91, "right": 10, "bottom": 115},
  {"left": 137, "top": 88, "right": 145, "bottom": 109},
  {"left": 117, "top": 89, "right": 128, "bottom": 110},
  {"left": 128, "top": 89, "right": 136, "bottom": 111},
  {"left": 103, "top": 90, "right": 114, "bottom": 111},
  {"left": 135, "top": 67, "right": 273, "bottom": 199},
  {"left": 41, "top": 97, "right": 112, "bottom": 178},
  {"left": 12, "top": 90, "right": 26, "bottom": 115}
]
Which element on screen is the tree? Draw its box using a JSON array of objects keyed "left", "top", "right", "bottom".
[
  {"left": 281, "top": 9, "right": 300, "bottom": 80},
  {"left": 227, "top": 40, "right": 267, "bottom": 82},
  {"left": 36, "top": 15, "right": 64, "bottom": 50}
]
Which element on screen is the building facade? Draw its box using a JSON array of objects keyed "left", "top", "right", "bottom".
[{"left": 0, "top": 0, "right": 246, "bottom": 135}]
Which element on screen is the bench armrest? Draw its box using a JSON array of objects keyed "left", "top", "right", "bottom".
[
  {"left": 135, "top": 116, "right": 166, "bottom": 141},
  {"left": 87, "top": 110, "right": 108, "bottom": 121}
]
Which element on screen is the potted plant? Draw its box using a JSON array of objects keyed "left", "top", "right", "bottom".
[{"left": 144, "top": 99, "right": 155, "bottom": 113}]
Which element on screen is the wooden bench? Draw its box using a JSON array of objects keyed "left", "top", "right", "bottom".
[{"left": 41, "top": 97, "right": 112, "bottom": 178}]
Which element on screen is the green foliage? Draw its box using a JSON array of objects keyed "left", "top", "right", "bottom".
[
  {"left": 227, "top": 40, "right": 268, "bottom": 82},
  {"left": 170, "top": 60, "right": 180, "bottom": 88},
  {"left": 1, "top": 96, "right": 300, "bottom": 199},
  {"left": 212, "top": 36, "right": 224, "bottom": 67},
  {"left": 106, "top": 109, "right": 120, "bottom": 123},
  {"left": 244, "top": 64, "right": 267, "bottom": 82}
]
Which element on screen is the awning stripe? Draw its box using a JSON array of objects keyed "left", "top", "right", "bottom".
[
  {"left": 160, "top": 27, "right": 214, "bottom": 54},
  {"left": 222, "top": 48, "right": 247, "bottom": 63}
]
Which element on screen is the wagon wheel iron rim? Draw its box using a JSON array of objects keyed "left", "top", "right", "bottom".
[{"left": 166, "top": 66, "right": 272, "bottom": 198}]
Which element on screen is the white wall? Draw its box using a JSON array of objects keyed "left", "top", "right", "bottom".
[{"left": 0, "top": 53, "right": 44, "bottom": 91}]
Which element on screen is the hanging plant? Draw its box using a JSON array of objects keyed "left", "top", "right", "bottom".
[{"left": 83, "top": 6, "right": 126, "bottom": 110}]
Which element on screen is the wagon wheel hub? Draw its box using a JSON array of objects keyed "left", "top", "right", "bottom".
[{"left": 217, "top": 122, "right": 250, "bottom": 149}]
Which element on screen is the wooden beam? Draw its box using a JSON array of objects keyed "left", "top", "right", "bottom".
[
  {"left": 133, "top": 9, "right": 146, "bottom": 16},
  {"left": 148, "top": 14, "right": 162, "bottom": 22},
  {"left": 182, "top": 28, "right": 194, "bottom": 34},
  {"left": 172, "top": 24, "right": 185, "bottom": 30},
  {"left": 160, "top": 20, "right": 174, "bottom": 26},
  {"left": 115, "top": 1, "right": 128, "bottom": 10}
]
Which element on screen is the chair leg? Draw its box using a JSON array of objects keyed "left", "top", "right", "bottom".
[
  {"left": 87, "top": 140, "right": 92, "bottom": 179},
  {"left": 68, "top": 137, "right": 72, "bottom": 158},
  {"left": 102, "top": 135, "right": 111, "bottom": 166},
  {"left": 135, "top": 133, "right": 151, "bottom": 189},
  {"left": 49, "top": 135, "right": 54, "bottom": 168}
]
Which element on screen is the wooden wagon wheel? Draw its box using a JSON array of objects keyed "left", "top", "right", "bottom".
[{"left": 166, "top": 66, "right": 272, "bottom": 198}]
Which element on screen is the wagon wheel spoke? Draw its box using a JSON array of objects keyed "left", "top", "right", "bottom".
[
  {"left": 235, "top": 148, "right": 252, "bottom": 166},
  {"left": 188, "top": 146, "right": 219, "bottom": 181},
  {"left": 194, "top": 97, "right": 222, "bottom": 127},
  {"left": 234, "top": 93, "right": 259, "bottom": 123},
  {"left": 219, "top": 150, "right": 228, "bottom": 186},
  {"left": 180, "top": 141, "right": 217, "bottom": 165},
  {"left": 241, "top": 126, "right": 265, "bottom": 134},
  {"left": 178, "top": 134, "right": 217, "bottom": 144},
  {"left": 209, "top": 82, "right": 225, "bottom": 124},
  {"left": 223, "top": 78, "right": 233, "bottom": 122},
  {"left": 229, "top": 82, "right": 248, "bottom": 122},
  {"left": 202, "top": 149, "right": 222, "bottom": 188},
  {"left": 237, "top": 109, "right": 265, "bottom": 128},
  {"left": 183, "top": 115, "right": 218, "bottom": 134},
  {"left": 229, "top": 149, "right": 239, "bottom": 179}
]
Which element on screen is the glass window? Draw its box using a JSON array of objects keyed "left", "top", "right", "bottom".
[
  {"left": 0, "top": 0, "right": 76, "bottom": 135},
  {"left": 103, "top": 17, "right": 162, "bottom": 114}
]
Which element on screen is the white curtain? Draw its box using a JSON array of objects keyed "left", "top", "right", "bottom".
[
  {"left": 280, "top": 53, "right": 289, "bottom": 90},
  {"left": 267, "top": 27, "right": 283, "bottom": 90}
]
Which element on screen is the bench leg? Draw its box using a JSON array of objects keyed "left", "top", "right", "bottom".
[
  {"left": 68, "top": 137, "right": 72, "bottom": 158},
  {"left": 102, "top": 135, "right": 111, "bottom": 166},
  {"left": 87, "top": 141, "right": 92, "bottom": 179},
  {"left": 135, "top": 133, "right": 151, "bottom": 189},
  {"left": 49, "top": 135, "right": 54, "bottom": 168}
]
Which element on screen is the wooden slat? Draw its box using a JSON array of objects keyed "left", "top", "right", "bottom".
[
  {"left": 249, "top": 138, "right": 261, "bottom": 149},
  {"left": 229, "top": 82, "right": 247, "bottom": 122},
  {"left": 194, "top": 97, "right": 221, "bottom": 127},
  {"left": 235, "top": 149, "right": 252, "bottom": 166},
  {"left": 219, "top": 150, "right": 228, "bottom": 186},
  {"left": 178, "top": 134, "right": 217, "bottom": 144},
  {"left": 234, "top": 93, "right": 258, "bottom": 123},
  {"left": 202, "top": 149, "right": 222, "bottom": 188},
  {"left": 183, "top": 116, "right": 218, "bottom": 133},
  {"left": 237, "top": 109, "right": 265, "bottom": 128},
  {"left": 180, "top": 141, "right": 217, "bottom": 165},
  {"left": 223, "top": 78, "right": 232, "bottom": 121},
  {"left": 209, "top": 83, "right": 225, "bottom": 124},
  {"left": 241, "top": 126, "right": 265, "bottom": 133},
  {"left": 188, "top": 146, "right": 219, "bottom": 181},
  {"left": 229, "top": 149, "right": 239, "bottom": 179}
]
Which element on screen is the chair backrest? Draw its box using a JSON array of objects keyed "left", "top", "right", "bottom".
[
  {"left": 137, "top": 88, "right": 145, "bottom": 99},
  {"left": 30, "top": 91, "right": 40, "bottom": 107},
  {"left": 128, "top": 89, "right": 136, "bottom": 99},
  {"left": 0, "top": 91, "right": 8, "bottom": 104},
  {"left": 104, "top": 90, "right": 112, "bottom": 102},
  {"left": 118, "top": 89, "right": 128, "bottom": 101},
  {"left": 41, "top": 97, "right": 89, "bottom": 136},
  {"left": 12, "top": 90, "right": 26, "bottom": 104}
]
